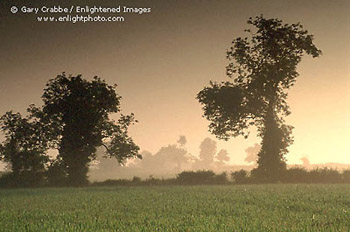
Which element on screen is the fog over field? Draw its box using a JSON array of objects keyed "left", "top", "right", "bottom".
[
  {"left": 89, "top": 136, "right": 350, "bottom": 181},
  {"left": 1, "top": 1, "right": 350, "bottom": 231},
  {"left": 0, "top": 0, "right": 349, "bottom": 186}
]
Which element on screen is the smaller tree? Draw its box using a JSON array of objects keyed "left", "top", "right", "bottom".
[
  {"left": 215, "top": 149, "right": 230, "bottom": 167},
  {"left": 231, "top": 170, "right": 248, "bottom": 184},
  {"left": 199, "top": 138, "right": 216, "bottom": 164},
  {"left": 193, "top": 138, "right": 217, "bottom": 170},
  {"left": 177, "top": 135, "right": 187, "bottom": 147},
  {"left": 0, "top": 109, "right": 53, "bottom": 186}
]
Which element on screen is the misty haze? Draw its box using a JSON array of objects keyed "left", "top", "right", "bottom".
[{"left": 0, "top": 0, "right": 349, "bottom": 231}]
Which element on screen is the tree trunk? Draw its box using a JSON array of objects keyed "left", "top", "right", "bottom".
[
  {"left": 59, "top": 135, "right": 91, "bottom": 186},
  {"left": 9, "top": 138, "right": 21, "bottom": 176},
  {"left": 254, "top": 101, "right": 287, "bottom": 182}
]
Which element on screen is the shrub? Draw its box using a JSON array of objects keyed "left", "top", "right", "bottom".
[
  {"left": 231, "top": 170, "right": 249, "bottom": 184},
  {"left": 282, "top": 167, "right": 308, "bottom": 183},
  {"left": 342, "top": 170, "right": 350, "bottom": 183},
  {"left": 176, "top": 170, "right": 228, "bottom": 185},
  {"left": 0, "top": 171, "right": 46, "bottom": 188},
  {"left": 46, "top": 160, "right": 67, "bottom": 187},
  {"left": 308, "top": 168, "right": 342, "bottom": 183},
  {"left": 132, "top": 176, "right": 142, "bottom": 184},
  {"left": 215, "top": 172, "right": 229, "bottom": 184}
]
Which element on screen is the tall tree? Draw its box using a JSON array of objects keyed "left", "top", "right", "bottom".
[
  {"left": 197, "top": 16, "right": 321, "bottom": 182},
  {"left": 42, "top": 73, "right": 140, "bottom": 186}
]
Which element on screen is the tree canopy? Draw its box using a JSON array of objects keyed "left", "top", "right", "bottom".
[
  {"left": 41, "top": 73, "right": 140, "bottom": 185},
  {"left": 0, "top": 108, "right": 54, "bottom": 186},
  {"left": 197, "top": 16, "right": 321, "bottom": 181}
]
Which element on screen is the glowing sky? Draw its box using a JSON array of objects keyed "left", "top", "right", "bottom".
[{"left": 0, "top": 0, "right": 349, "bottom": 167}]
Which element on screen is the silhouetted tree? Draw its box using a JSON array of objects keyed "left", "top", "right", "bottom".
[
  {"left": 231, "top": 170, "right": 248, "bottom": 184},
  {"left": 177, "top": 135, "right": 187, "bottom": 147},
  {"left": 199, "top": 138, "right": 216, "bottom": 163},
  {"left": 244, "top": 143, "right": 261, "bottom": 164},
  {"left": 192, "top": 138, "right": 216, "bottom": 170},
  {"left": 197, "top": 16, "right": 321, "bottom": 182},
  {"left": 42, "top": 73, "right": 140, "bottom": 186},
  {"left": 157, "top": 145, "right": 190, "bottom": 173},
  {"left": 216, "top": 149, "right": 230, "bottom": 167},
  {"left": 0, "top": 109, "right": 53, "bottom": 186},
  {"left": 300, "top": 157, "right": 310, "bottom": 167},
  {"left": 128, "top": 145, "right": 192, "bottom": 176}
]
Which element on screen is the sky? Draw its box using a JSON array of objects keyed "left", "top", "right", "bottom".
[{"left": 0, "top": 0, "right": 349, "bottom": 169}]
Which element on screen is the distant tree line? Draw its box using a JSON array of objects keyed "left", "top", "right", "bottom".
[
  {"left": 91, "top": 168, "right": 350, "bottom": 187},
  {"left": 89, "top": 136, "right": 234, "bottom": 181}
]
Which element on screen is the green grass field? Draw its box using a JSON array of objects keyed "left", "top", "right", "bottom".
[{"left": 0, "top": 185, "right": 349, "bottom": 231}]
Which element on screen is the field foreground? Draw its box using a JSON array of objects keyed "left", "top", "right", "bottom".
[{"left": 0, "top": 185, "right": 349, "bottom": 231}]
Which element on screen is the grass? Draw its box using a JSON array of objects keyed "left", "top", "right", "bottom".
[{"left": 0, "top": 185, "right": 349, "bottom": 231}]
